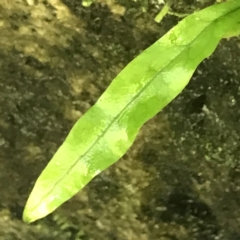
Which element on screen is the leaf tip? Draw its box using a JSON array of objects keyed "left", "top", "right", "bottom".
[
  {"left": 22, "top": 205, "right": 41, "bottom": 223},
  {"left": 22, "top": 194, "right": 52, "bottom": 223}
]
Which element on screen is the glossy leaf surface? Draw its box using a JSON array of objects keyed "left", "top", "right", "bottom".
[{"left": 23, "top": 0, "right": 240, "bottom": 223}]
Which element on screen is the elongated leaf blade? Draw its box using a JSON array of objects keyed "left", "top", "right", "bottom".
[{"left": 23, "top": 0, "right": 240, "bottom": 223}]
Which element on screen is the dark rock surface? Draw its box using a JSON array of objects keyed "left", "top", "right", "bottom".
[{"left": 0, "top": 0, "right": 240, "bottom": 239}]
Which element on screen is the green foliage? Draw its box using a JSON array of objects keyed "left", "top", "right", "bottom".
[{"left": 23, "top": 0, "right": 240, "bottom": 223}]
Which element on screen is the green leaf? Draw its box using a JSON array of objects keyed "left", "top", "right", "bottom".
[{"left": 23, "top": 0, "right": 240, "bottom": 223}]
